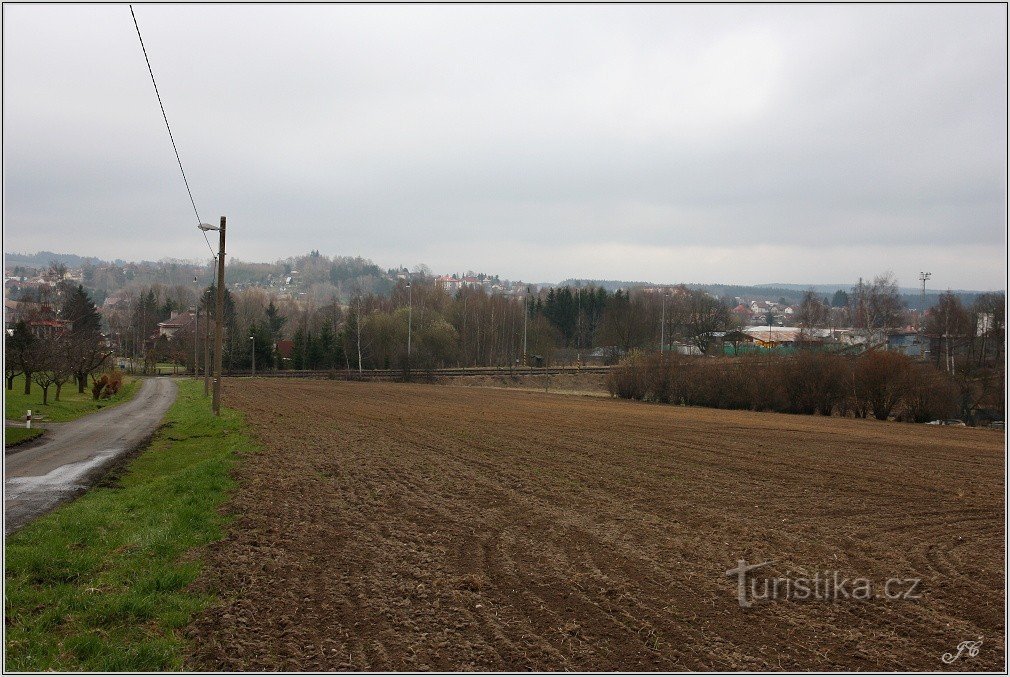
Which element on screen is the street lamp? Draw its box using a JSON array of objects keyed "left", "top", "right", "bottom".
[
  {"left": 249, "top": 335, "right": 256, "bottom": 377},
  {"left": 198, "top": 218, "right": 226, "bottom": 415}
]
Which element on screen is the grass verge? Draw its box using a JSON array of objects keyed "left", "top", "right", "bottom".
[
  {"left": 4, "top": 427, "right": 45, "bottom": 448},
  {"left": 4, "top": 374, "right": 140, "bottom": 424},
  {"left": 4, "top": 379, "right": 251, "bottom": 671}
]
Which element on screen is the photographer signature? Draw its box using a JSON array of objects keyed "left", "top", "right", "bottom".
[{"left": 941, "top": 639, "right": 982, "bottom": 664}]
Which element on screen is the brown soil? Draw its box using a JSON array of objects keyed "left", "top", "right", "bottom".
[{"left": 186, "top": 380, "right": 1004, "bottom": 671}]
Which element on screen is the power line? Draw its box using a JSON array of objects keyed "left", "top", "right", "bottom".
[{"left": 128, "top": 4, "right": 216, "bottom": 259}]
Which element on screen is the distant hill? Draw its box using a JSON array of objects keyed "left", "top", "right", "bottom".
[
  {"left": 4, "top": 251, "right": 995, "bottom": 310},
  {"left": 558, "top": 279, "right": 654, "bottom": 292},
  {"left": 558, "top": 280, "right": 837, "bottom": 303},
  {"left": 4, "top": 251, "right": 111, "bottom": 268},
  {"left": 765, "top": 282, "right": 992, "bottom": 295}
]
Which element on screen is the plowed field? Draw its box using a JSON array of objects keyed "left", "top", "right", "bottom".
[{"left": 187, "top": 380, "right": 1004, "bottom": 671}]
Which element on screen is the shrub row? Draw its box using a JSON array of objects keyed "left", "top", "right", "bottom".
[{"left": 606, "top": 350, "right": 964, "bottom": 422}]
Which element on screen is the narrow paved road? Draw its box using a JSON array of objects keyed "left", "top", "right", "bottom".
[{"left": 5, "top": 378, "right": 177, "bottom": 533}]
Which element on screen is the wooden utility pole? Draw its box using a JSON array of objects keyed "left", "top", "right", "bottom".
[
  {"left": 194, "top": 307, "right": 200, "bottom": 377},
  {"left": 406, "top": 276, "right": 412, "bottom": 368},
  {"left": 204, "top": 294, "right": 211, "bottom": 397},
  {"left": 212, "top": 216, "right": 226, "bottom": 415},
  {"left": 522, "top": 288, "right": 529, "bottom": 368}
]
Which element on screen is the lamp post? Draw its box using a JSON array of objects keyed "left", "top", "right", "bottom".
[
  {"left": 199, "top": 218, "right": 226, "bottom": 415},
  {"left": 249, "top": 335, "right": 256, "bottom": 377}
]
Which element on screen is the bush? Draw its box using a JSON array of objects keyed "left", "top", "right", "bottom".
[
  {"left": 852, "top": 351, "right": 913, "bottom": 421},
  {"left": 780, "top": 352, "right": 849, "bottom": 416},
  {"left": 607, "top": 349, "right": 952, "bottom": 424},
  {"left": 900, "top": 365, "right": 959, "bottom": 423},
  {"left": 606, "top": 351, "right": 651, "bottom": 400},
  {"left": 104, "top": 370, "right": 124, "bottom": 397},
  {"left": 91, "top": 370, "right": 124, "bottom": 400}
]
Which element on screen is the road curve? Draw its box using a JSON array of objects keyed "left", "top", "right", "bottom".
[{"left": 4, "top": 377, "right": 178, "bottom": 534}]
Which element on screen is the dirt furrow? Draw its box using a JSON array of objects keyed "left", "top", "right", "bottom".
[{"left": 185, "top": 380, "right": 1004, "bottom": 671}]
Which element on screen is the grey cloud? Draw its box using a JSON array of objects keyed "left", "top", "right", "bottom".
[{"left": 2, "top": 4, "right": 1005, "bottom": 288}]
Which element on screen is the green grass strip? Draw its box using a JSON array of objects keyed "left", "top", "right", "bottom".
[
  {"left": 5, "top": 374, "right": 141, "bottom": 423},
  {"left": 4, "top": 427, "right": 45, "bottom": 447},
  {"left": 4, "top": 379, "right": 251, "bottom": 671}
]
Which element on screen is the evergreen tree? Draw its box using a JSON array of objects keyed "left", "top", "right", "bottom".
[
  {"left": 318, "top": 323, "right": 335, "bottom": 369},
  {"left": 60, "top": 284, "right": 102, "bottom": 334},
  {"left": 265, "top": 299, "right": 286, "bottom": 339},
  {"left": 249, "top": 321, "right": 273, "bottom": 371},
  {"left": 306, "top": 330, "right": 324, "bottom": 369},
  {"left": 291, "top": 327, "right": 306, "bottom": 369},
  {"left": 62, "top": 285, "right": 109, "bottom": 392}
]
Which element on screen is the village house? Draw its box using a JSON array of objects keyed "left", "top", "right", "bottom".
[{"left": 157, "top": 311, "right": 196, "bottom": 339}]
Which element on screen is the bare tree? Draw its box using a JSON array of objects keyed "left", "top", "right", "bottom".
[
  {"left": 67, "top": 331, "right": 112, "bottom": 392},
  {"left": 680, "top": 289, "right": 730, "bottom": 354},
  {"left": 851, "top": 272, "right": 904, "bottom": 344},
  {"left": 19, "top": 327, "right": 50, "bottom": 395},
  {"left": 971, "top": 292, "right": 1005, "bottom": 369},
  {"left": 923, "top": 291, "right": 972, "bottom": 373},
  {"left": 796, "top": 289, "right": 828, "bottom": 331},
  {"left": 48, "top": 259, "right": 68, "bottom": 282},
  {"left": 51, "top": 337, "right": 76, "bottom": 401},
  {"left": 29, "top": 334, "right": 59, "bottom": 405}
]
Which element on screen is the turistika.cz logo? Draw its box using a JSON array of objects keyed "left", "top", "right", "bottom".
[{"left": 725, "top": 559, "right": 923, "bottom": 608}]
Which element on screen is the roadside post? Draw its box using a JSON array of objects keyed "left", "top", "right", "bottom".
[{"left": 26, "top": 410, "right": 31, "bottom": 429}]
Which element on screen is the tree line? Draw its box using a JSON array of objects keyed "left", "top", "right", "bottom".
[
  {"left": 5, "top": 285, "right": 111, "bottom": 404},
  {"left": 11, "top": 265, "right": 1001, "bottom": 392}
]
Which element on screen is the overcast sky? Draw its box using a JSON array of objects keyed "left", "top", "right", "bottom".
[{"left": 3, "top": 4, "right": 1006, "bottom": 289}]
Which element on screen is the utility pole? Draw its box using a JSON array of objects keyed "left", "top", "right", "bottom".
[
  {"left": 203, "top": 279, "right": 211, "bottom": 396},
  {"left": 919, "top": 271, "right": 931, "bottom": 358},
  {"left": 522, "top": 286, "right": 529, "bottom": 367},
  {"left": 194, "top": 306, "right": 200, "bottom": 377},
  {"left": 193, "top": 275, "right": 199, "bottom": 378},
  {"left": 200, "top": 218, "right": 226, "bottom": 415},
  {"left": 406, "top": 275, "right": 412, "bottom": 366},
  {"left": 213, "top": 218, "right": 225, "bottom": 414},
  {"left": 660, "top": 291, "right": 667, "bottom": 353}
]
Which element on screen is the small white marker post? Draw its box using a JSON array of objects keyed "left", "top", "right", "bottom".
[{"left": 26, "top": 410, "right": 32, "bottom": 429}]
